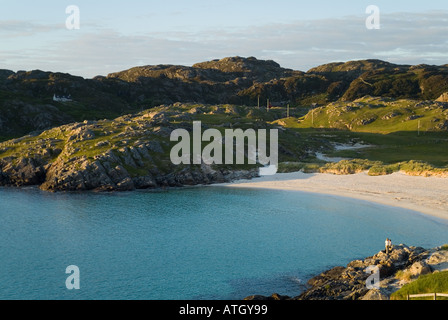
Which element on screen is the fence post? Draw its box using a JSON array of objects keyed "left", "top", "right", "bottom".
[{"left": 434, "top": 293, "right": 437, "bottom": 300}]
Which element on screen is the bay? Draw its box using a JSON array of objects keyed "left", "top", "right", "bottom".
[{"left": 0, "top": 186, "right": 447, "bottom": 300}]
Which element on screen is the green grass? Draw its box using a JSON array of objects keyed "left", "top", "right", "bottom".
[
  {"left": 0, "top": 135, "right": 17, "bottom": 143},
  {"left": 368, "top": 163, "right": 401, "bottom": 176},
  {"left": 277, "top": 162, "right": 323, "bottom": 173},
  {"left": 55, "top": 101, "right": 127, "bottom": 122},
  {"left": 321, "top": 159, "right": 380, "bottom": 174},
  {"left": 278, "top": 158, "right": 448, "bottom": 177},
  {"left": 287, "top": 97, "right": 448, "bottom": 134},
  {"left": 391, "top": 272, "right": 448, "bottom": 300},
  {"left": 275, "top": 97, "right": 448, "bottom": 167},
  {"left": 277, "top": 128, "right": 448, "bottom": 168}
]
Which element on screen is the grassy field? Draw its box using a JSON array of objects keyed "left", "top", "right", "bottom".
[
  {"left": 273, "top": 97, "right": 448, "bottom": 169},
  {"left": 298, "top": 130, "right": 448, "bottom": 167},
  {"left": 391, "top": 271, "right": 448, "bottom": 300}
]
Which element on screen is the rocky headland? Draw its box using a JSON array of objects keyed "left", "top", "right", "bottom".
[
  {"left": 2, "top": 57, "right": 448, "bottom": 193},
  {"left": 245, "top": 244, "right": 448, "bottom": 300},
  {"left": 0, "top": 103, "right": 309, "bottom": 192}
]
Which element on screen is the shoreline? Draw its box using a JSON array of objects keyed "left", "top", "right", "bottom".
[
  {"left": 213, "top": 171, "right": 448, "bottom": 222},
  {"left": 245, "top": 244, "right": 448, "bottom": 300}
]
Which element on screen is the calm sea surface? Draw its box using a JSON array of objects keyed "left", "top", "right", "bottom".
[{"left": 1, "top": 186, "right": 447, "bottom": 300}]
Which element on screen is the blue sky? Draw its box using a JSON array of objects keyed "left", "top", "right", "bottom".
[{"left": 1, "top": 0, "right": 448, "bottom": 77}]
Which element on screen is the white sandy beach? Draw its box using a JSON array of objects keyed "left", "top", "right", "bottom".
[{"left": 217, "top": 171, "right": 448, "bottom": 221}]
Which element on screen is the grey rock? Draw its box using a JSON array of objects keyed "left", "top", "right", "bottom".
[
  {"left": 408, "top": 261, "right": 431, "bottom": 277},
  {"left": 361, "top": 289, "right": 390, "bottom": 300},
  {"left": 289, "top": 244, "right": 438, "bottom": 300}
]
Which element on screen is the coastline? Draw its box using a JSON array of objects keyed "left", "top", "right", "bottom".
[
  {"left": 245, "top": 243, "right": 448, "bottom": 300},
  {"left": 214, "top": 171, "right": 448, "bottom": 222}
]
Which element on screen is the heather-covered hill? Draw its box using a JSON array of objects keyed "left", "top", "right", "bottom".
[{"left": 2, "top": 56, "right": 448, "bottom": 140}]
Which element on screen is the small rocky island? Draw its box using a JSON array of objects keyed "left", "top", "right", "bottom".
[{"left": 245, "top": 244, "right": 448, "bottom": 300}]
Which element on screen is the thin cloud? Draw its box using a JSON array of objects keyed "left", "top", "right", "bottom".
[
  {"left": 0, "top": 20, "right": 62, "bottom": 37},
  {"left": 3, "top": 11, "right": 448, "bottom": 77}
]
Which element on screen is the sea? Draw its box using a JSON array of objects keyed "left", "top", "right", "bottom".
[{"left": 1, "top": 185, "right": 447, "bottom": 300}]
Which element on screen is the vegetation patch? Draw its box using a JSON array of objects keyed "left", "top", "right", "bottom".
[
  {"left": 277, "top": 162, "right": 322, "bottom": 173},
  {"left": 320, "top": 159, "right": 380, "bottom": 175},
  {"left": 391, "top": 272, "right": 448, "bottom": 300}
]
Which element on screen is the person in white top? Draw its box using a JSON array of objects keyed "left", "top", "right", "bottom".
[{"left": 385, "top": 238, "right": 392, "bottom": 254}]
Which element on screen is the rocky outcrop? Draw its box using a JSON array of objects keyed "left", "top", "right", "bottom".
[
  {"left": 436, "top": 92, "right": 448, "bottom": 102},
  {"left": 1, "top": 104, "right": 301, "bottom": 192},
  {"left": 245, "top": 244, "right": 448, "bottom": 300},
  {"left": 0, "top": 156, "right": 47, "bottom": 186},
  {"left": 39, "top": 149, "right": 259, "bottom": 192}
]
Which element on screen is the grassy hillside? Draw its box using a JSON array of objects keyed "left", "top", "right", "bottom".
[
  {"left": 3, "top": 58, "right": 448, "bottom": 141},
  {"left": 272, "top": 96, "right": 448, "bottom": 174},
  {"left": 290, "top": 96, "right": 448, "bottom": 134},
  {"left": 2, "top": 58, "right": 448, "bottom": 181},
  {"left": 391, "top": 271, "right": 448, "bottom": 300}
]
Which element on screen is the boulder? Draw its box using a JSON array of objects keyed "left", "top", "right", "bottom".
[
  {"left": 436, "top": 92, "right": 448, "bottom": 102},
  {"left": 426, "top": 250, "right": 448, "bottom": 272},
  {"left": 361, "top": 289, "right": 390, "bottom": 300},
  {"left": 408, "top": 261, "right": 431, "bottom": 278}
]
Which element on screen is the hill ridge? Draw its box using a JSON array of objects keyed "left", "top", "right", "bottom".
[{"left": 2, "top": 56, "right": 448, "bottom": 139}]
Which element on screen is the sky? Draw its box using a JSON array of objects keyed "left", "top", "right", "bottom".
[{"left": 1, "top": 0, "right": 448, "bottom": 78}]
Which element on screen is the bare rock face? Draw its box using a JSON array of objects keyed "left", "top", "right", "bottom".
[
  {"left": 436, "top": 92, "right": 448, "bottom": 102},
  {"left": 0, "top": 157, "right": 47, "bottom": 186},
  {"left": 408, "top": 261, "right": 432, "bottom": 278},
  {"left": 361, "top": 289, "right": 390, "bottom": 300},
  {"left": 37, "top": 141, "right": 258, "bottom": 192},
  {"left": 426, "top": 249, "right": 448, "bottom": 272}
]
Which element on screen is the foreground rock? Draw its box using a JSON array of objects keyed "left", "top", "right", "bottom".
[{"left": 245, "top": 244, "right": 448, "bottom": 300}]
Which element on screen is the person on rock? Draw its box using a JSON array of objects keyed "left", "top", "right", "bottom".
[{"left": 385, "top": 238, "right": 392, "bottom": 254}]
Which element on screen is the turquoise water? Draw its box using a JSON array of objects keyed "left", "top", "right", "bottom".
[{"left": 0, "top": 186, "right": 447, "bottom": 300}]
